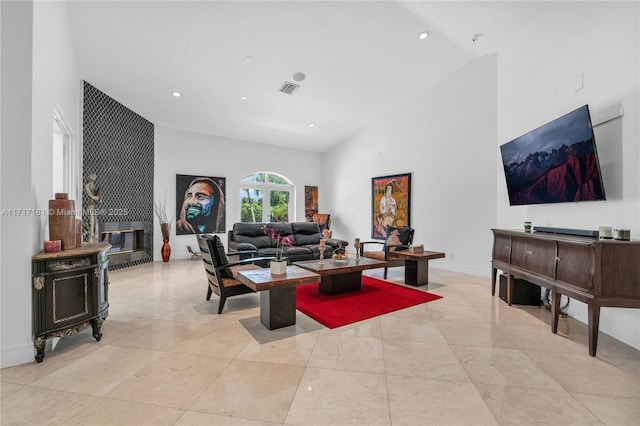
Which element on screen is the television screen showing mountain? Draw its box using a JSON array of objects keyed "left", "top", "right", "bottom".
[{"left": 500, "top": 105, "right": 606, "bottom": 206}]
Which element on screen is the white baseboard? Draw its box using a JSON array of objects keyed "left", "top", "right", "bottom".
[
  {"left": 431, "top": 260, "right": 491, "bottom": 278},
  {"left": 1, "top": 343, "right": 34, "bottom": 368}
]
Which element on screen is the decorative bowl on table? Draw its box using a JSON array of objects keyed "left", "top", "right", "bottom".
[{"left": 331, "top": 245, "right": 349, "bottom": 265}]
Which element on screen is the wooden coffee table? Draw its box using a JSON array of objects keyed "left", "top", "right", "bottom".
[
  {"left": 387, "top": 250, "right": 445, "bottom": 286},
  {"left": 294, "top": 257, "right": 387, "bottom": 295},
  {"left": 237, "top": 265, "right": 320, "bottom": 330}
]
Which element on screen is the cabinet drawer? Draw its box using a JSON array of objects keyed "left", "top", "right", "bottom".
[
  {"left": 46, "top": 257, "right": 92, "bottom": 272},
  {"left": 556, "top": 242, "right": 593, "bottom": 291},
  {"left": 493, "top": 233, "right": 511, "bottom": 263},
  {"left": 511, "top": 237, "right": 556, "bottom": 278}
]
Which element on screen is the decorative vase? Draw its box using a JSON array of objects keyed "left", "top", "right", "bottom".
[
  {"left": 161, "top": 239, "right": 171, "bottom": 262},
  {"left": 49, "top": 193, "right": 76, "bottom": 250},
  {"left": 75, "top": 219, "right": 82, "bottom": 247},
  {"left": 270, "top": 260, "right": 287, "bottom": 275}
]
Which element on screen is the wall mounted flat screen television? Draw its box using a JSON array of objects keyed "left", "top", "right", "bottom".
[{"left": 500, "top": 105, "right": 606, "bottom": 206}]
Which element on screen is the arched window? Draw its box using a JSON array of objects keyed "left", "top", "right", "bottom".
[{"left": 240, "top": 172, "right": 295, "bottom": 222}]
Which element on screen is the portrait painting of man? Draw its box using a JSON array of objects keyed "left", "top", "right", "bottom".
[{"left": 175, "top": 174, "right": 226, "bottom": 235}]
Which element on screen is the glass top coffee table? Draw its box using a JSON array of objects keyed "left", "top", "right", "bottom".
[{"left": 293, "top": 257, "right": 387, "bottom": 295}]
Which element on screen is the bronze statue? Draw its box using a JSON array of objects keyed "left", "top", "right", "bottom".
[{"left": 84, "top": 173, "right": 101, "bottom": 242}]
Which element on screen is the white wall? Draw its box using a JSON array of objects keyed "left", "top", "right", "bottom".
[
  {"left": 32, "top": 1, "right": 83, "bottom": 239},
  {"left": 154, "top": 127, "right": 324, "bottom": 260},
  {"left": 324, "top": 55, "right": 498, "bottom": 275},
  {"left": 1, "top": 0, "right": 35, "bottom": 368},
  {"left": 496, "top": 2, "right": 639, "bottom": 349},
  {"left": 1, "top": 1, "right": 82, "bottom": 367}
]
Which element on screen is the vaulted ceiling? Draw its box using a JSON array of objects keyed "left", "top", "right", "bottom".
[{"left": 66, "top": 1, "right": 549, "bottom": 152}]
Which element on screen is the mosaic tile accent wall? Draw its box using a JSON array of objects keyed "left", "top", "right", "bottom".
[{"left": 82, "top": 81, "right": 154, "bottom": 269}]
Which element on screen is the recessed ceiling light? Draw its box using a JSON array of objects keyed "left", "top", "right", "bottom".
[
  {"left": 293, "top": 72, "right": 306, "bottom": 82},
  {"left": 308, "top": 123, "right": 315, "bottom": 128},
  {"left": 240, "top": 96, "right": 247, "bottom": 100},
  {"left": 171, "top": 91, "right": 181, "bottom": 97},
  {"left": 419, "top": 31, "right": 430, "bottom": 40},
  {"left": 244, "top": 56, "right": 254, "bottom": 63}
]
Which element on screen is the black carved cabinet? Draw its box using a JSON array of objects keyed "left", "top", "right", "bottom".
[{"left": 32, "top": 243, "right": 110, "bottom": 362}]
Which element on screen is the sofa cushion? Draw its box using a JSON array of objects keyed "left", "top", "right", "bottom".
[
  {"left": 326, "top": 238, "right": 348, "bottom": 248},
  {"left": 283, "top": 246, "right": 313, "bottom": 261},
  {"left": 211, "top": 235, "right": 234, "bottom": 279},
  {"left": 291, "top": 222, "right": 322, "bottom": 245},
  {"left": 254, "top": 247, "right": 276, "bottom": 259},
  {"left": 303, "top": 244, "right": 334, "bottom": 259},
  {"left": 232, "top": 222, "right": 273, "bottom": 249},
  {"left": 233, "top": 242, "right": 258, "bottom": 252}
]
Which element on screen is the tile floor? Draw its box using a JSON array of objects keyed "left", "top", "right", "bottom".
[{"left": 1, "top": 260, "right": 639, "bottom": 425}]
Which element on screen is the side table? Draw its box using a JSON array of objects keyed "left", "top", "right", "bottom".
[{"left": 388, "top": 250, "right": 445, "bottom": 286}]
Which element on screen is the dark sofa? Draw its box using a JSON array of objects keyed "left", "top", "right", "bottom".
[{"left": 228, "top": 222, "right": 348, "bottom": 262}]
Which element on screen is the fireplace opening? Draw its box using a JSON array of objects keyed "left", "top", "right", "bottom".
[
  {"left": 101, "top": 229, "right": 144, "bottom": 254},
  {"left": 99, "top": 221, "right": 152, "bottom": 269}
]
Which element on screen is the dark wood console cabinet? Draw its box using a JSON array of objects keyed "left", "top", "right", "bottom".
[
  {"left": 32, "top": 243, "right": 111, "bottom": 362},
  {"left": 491, "top": 229, "right": 640, "bottom": 356}
]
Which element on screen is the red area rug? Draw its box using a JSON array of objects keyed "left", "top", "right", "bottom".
[{"left": 296, "top": 275, "right": 443, "bottom": 329}]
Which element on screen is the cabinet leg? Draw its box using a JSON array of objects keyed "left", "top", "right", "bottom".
[
  {"left": 34, "top": 336, "right": 46, "bottom": 363},
  {"left": 551, "top": 288, "right": 560, "bottom": 334},
  {"left": 588, "top": 303, "right": 600, "bottom": 357},
  {"left": 507, "top": 274, "right": 513, "bottom": 306},
  {"left": 91, "top": 318, "right": 104, "bottom": 342},
  {"left": 491, "top": 268, "right": 497, "bottom": 296}
]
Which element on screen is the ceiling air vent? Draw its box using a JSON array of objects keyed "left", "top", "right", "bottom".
[{"left": 279, "top": 81, "right": 300, "bottom": 95}]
